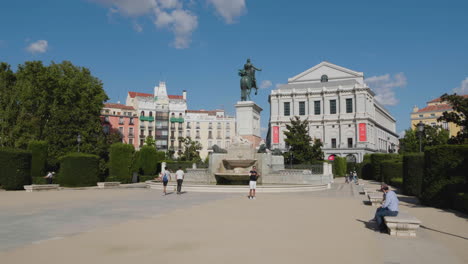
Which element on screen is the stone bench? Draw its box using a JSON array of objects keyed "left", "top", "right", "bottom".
[
  {"left": 358, "top": 186, "right": 379, "bottom": 195},
  {"left": 24, "top": 184, "right": 59, "bottom": 192},
  {"left": 97, "top": 182, "right": 121, "bottom": 189},
  {"left": 384, "top": 212, "right": 422, "bottom": 237},
  {"left": 368, "top": 193, "right": 384, "bottom": 206}
]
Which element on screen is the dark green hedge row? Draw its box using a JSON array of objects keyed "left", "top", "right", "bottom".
[
  {"left": 28, "top": 140, "right": 48, "bottom": 180},
  {"left": 380, "top": 160, "right": 403, "bottom": 184},
  {"left": 421, "top": 145, "right": 468, "bottom": 209},
  {"left": 0, "top": 148, "right": 32, "bottom": 190},
  {"left": 58, "top": 153, "right": 99, "bottom": 187},
  {"left": 164, "top": 161, "right": 208, "bottom": 172},
  {"left": 453, "top": 193, "right": 468, "bottom": 214},
  {"left": 370, "top": 154, "right": 401, "bottom": 182},
  {"left": 358, "top": 154, "right": 372, "bottom": 180},
  {"left": 333, "top": 156, "right": 347, "bottom": 177},
  {"left": 135, "top": 146, "right": 165, "bottom": 175},
  {"left": 108, "top": 143, "right": 134, "bottom": 183},
  {"left": 403, "top": 153, "right": 424, "bottom": 196}
]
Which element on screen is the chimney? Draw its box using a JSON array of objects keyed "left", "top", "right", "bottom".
[{"left": 183, "top": 90, "right": 187, "bottom": 100}]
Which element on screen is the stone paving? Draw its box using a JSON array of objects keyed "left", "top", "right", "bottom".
[{"left": 0, "top": 179, "right": 466, "bottom": 264}]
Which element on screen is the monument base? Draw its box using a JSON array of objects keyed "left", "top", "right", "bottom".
[{"left": 235, "top": 101, "right": 263, "bottom": 148}]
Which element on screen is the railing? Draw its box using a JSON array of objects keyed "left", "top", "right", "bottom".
[
  {"left": 140, "top": 116, "right": 155, "bottom": 122},
  {"left": 140, "top": 134, "right": 146, "bottom": 138},
  {"left": 156, "top": 135, "right": 168, "bottom": 140},
  {"left": 128, "top": 133, "right": 134, "bottom": 138}
]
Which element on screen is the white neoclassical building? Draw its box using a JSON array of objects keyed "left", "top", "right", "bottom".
[{"left": 268, "top": 61, "right": 399, "bottom": 162}]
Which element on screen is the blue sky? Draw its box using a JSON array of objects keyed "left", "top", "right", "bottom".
[{"left": 1, "top": 0, "right": 467, "bottom": 138}]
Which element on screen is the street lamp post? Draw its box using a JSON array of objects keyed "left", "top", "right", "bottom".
[
  {"left": 77, "top": 134, "right": 82, "bottom": 153},
  {"left": 288, "top": 146, "right": 293, "bottom": 169},
  {"left": 417, "top": 121, "right": 424, "bottom": 153}
]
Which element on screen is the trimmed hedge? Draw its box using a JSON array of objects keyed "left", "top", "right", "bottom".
[
  {"left": 333, "top": 156, "right": 347, "bottom": 177},
  {"left": 0, "top": 148, "right": 32, "bottom": 190},
  {"left": 453, "top": 193, "right": 468, "bottom": 214},
  {"left": 164, "top": 161, "right": 208, "bottom": 172},
  {"left": 136, "top": 146, "right": 165, "bottom": 176},
  {"left": 358, "top": 154, "right": 372, "bottom": 180},
  {"left": 58, "top": 153, "right": 100, "bottom": 187},
  {"left": 390, "top": 177, "right": 403, "bottom": 189},
  {"left": 421, "top": 145, "right": 468, "bottom": 209},
  {"left": 28, "top": 140, "right": 48, "bottom": 180},
  {"left": 108, "top": 143, "right": 134, "bottom": 183},
  {"left": 403, "top": 153, "right": 424, "bottom": 196},
  {"left": 380, "top": 160, "right": 403, "bottom": 185},
  {"left": 370, "top": 154, "right": 401, "bottom": 181}
]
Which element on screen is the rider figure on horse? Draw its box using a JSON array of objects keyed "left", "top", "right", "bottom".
[{"left": 239, "top": 58, "right": 262, "bottom": 101}]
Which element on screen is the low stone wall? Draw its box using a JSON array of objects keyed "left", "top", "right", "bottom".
[
  {"left": 262, "top": 170, "right": 333, "bottom": 185},
  {"left": 184, "top": 168, "right": 210, "bottom": 183}
]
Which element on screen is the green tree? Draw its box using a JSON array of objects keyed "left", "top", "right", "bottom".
[
  {"left": 144, "top": 135, "right": 156, "bottom": 147},
  {"left": 180, "top": 137, "right": 202, "bottom": 162},
  {"left": 284, "top": 116, "right": 323, "bottom": 164},
  {"left": 0, "top": 61, "right": 109, "bottom": 164},
  {"left": 399, "top": 125, "right": 449, "bottom": 153},
  {"left": 437, "top": 93, "right": 468, "bottom": 144}
]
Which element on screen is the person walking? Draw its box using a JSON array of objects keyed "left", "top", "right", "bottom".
[
  {"left": 43, "top": 171, "right": 54, "bottom": 184},
  {"left": 176, "top": 166, "right": 184, "bottom": 194},
  {"left": 248, "top": 166, "right": 260, "bottom": 199},
  {"left": 161, "top": 167, "right": 171, "bottom": 196}
]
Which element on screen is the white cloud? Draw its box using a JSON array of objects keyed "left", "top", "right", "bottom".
[
  {"left": 207, "top": 0, "right": 247, "bottom": 24},
  {"left": 275, "top": 83, "right": 284, "bottom": 89},
  {"left": 260, "top": 80, "right": 272, "bottom": 89},
  {"left": 91, "top": 0, "right": 197, "bottom": 49},
  {"left": 133, "top": 22, "right": 143, "bottom": 32},
  {"left": 452, "top": 77, "right": 468, "bottom": 95},
  {"left": 365, "top": 73, "right": 407, "bottom": 106},
  {"left": 26, "top": 40, "right": 48, "bottom": 54}
]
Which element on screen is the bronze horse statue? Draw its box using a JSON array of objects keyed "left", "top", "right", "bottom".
[{"left": 239, "top": 69, "right": 257, "bottom": 101}]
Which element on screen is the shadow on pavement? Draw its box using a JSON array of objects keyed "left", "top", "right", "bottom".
[
  {"left": 420, "top": 225, "right": 468, "bottom": 240},
  {"left": 356, "top": 219, "right": 379, "bottom": 232}
]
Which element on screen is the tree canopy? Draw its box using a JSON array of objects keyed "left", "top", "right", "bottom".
[
  {"left": 399, "top": 124, "right": 449, "bottom": 153},
  {"left": 437, "top": 93, "right": 468, "bottom": 144},
  {"left": 179, "top": 137, "right": 202, "bottom": 162},
  {"left": 0, "top": 61, "right": 109, "bottom": 163},
  {"left": 283, "top": 116, "right": 324, "bottom": 163}
]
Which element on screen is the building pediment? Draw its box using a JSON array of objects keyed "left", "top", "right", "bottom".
[{"left": 288, "top": 61, "right": 364, "bottom": 84}]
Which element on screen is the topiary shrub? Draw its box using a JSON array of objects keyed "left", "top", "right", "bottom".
[
  {"left": 390, "top": 177, "right": 403, "bottom": 188},
  {"left": 108, "top": 143, "right": 134, "bottom": 183},
  {"left": 357, "top": 154, "right": 372, "bottom": 180},
  {"left": 0, "top": 148, "right": 32, "bottom": 190},
  {"left": 333, "top": 156, "right": 347, "bottom": 177},
  {"left": 58, "top": 153, "right": 99, "bottom": 187},
  {"left": 28, "top": 140, "right": 48, "bottom": 181},
  {"left": 380, "top": 160, "right": 403, "bottom": 185},
  {"left": 421, "top": 145, "right": 468, "bottom": 209},
  {"left": 139, "top": 146, "right": 158, "bottom": 176},
  {"left": 370, "top": 154, "right": 401, "bottom": 182},
  {"left": 403, "top": 153, "right": 424, "bottom": 196},
  {"left": 453, "top": 193, "right": 468, "bottom": 214}
]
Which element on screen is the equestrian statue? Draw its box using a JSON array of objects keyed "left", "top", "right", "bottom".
[{"left": 239, "top": 58, "right": 262, "bottom": 101}]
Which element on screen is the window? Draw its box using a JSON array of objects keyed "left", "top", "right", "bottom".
[
  {"left": 129, "top": 138, "right": 133, "bottom": 145},
  {"left": 103, "top": 126, "right": 109, "bottom": 134},
  {"left": 186, "top": 130, "right": 190, "bottom": 137},
  {"left": 330, "top": 100, "right": 337, "bottom": 114},
  {"left": 314, "top": 101, "right": 321, "bottom": 115},
  {"left": 226, "top": 123, "right": 230, "bottom": 129},
  {"left": 347, "top": 138, "right": 353, "bottom": 148},
  {"left": 209, "top": 122, "right": 213, "bottom": 129},
  {"left": 129, "top": 117, "right": 134, "bottom": 125},
  {"left": 217, "top": 130, "right": 221, "bottom": 139},
  {"left": 186, "top": 122, "right": 191, "bottom": 129},
  {"left": 331, "top": 138, "right": 337, "bottom": 148},
  {"left": 178, "top": 131, "right": 182, "bottom": 138},
  {"left": 284, "top": 102, "right": 291, "bottom": 116},
  {"left": 149, "top": 111, "right": 153, "bottom": 117},
  {"left": 430, "top": 113, "right": 435, "bottom": 117},
  {"left": 208, "top": 131, "right": 213, "bottom": 139},
  {"left": 346, "top": 98, "right": 353, "bottom": 113},
  {"left": 196, "top": 130, "right": 200, "bottom": 139},
  {"left": 148, "top": 130, "right": 153, "bottom": 137},
  {"left": 419, "top": 114, "right": 423, "bottom": 118},
  {"left": 129, "top": 127, "right": 134, "bottom": 136},
  {"left": 140, "top": 139, "right": 144, "bottom": 147},
  {"left": 119, "top": 117, "right": 124, "bottom": 125},
  {"left": 140, "top": 129, "right": 144, "bottom": 136},
  {"left": 299, "top": 101, "right": 306, "bottom": 115},
  {"left": 226, "top": 130, "right": 230, "bottom": 139},
  {"left": 196, "top": 122, "right": 200, "bottom": 129},
  {"left": 217, "top": 122, "right": 222, "bottom": 129},
  {"left": 140, "top": 111, "right": 145, "bottom": 116}
]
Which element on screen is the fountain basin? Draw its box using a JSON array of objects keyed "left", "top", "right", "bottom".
[{"left": 222, "top": 159, "right": 256, "bottom": 168}]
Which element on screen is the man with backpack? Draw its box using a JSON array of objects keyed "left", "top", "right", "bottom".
[{"left": 161, "top": 167, "right": 171, "bottom": 196}]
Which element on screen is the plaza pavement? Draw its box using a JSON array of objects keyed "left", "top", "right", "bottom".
[{"left": 0, "top": 179, "right": 466, "bottom": 264}]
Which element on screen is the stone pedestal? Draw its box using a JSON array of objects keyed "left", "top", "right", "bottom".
[{"left": 235, "top": 101, "right": 262, "bottom": 147}]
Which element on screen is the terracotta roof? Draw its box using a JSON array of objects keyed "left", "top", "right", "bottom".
[
  {"left": 416, "top": 104, "right": 452, "bottom": 113},
  {"left": 168, "top": 95, "right": 184, "bottom": 99},
  {"left": 186, "top": 109, "right": 223, "bottom": 115},
  {"left": 428, "top": 94, "right": 468, "bottom": 103},
  {"left": 104, "top": 103, "right": 135, "bottom": 110},
  {"left": 128, "top": 91, "right": 153, "bottom": 98}
]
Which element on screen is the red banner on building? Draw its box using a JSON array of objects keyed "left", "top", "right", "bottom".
[
  {"left": 359, "top": 123, "right": 367, "bottom": 142},
  {"left": 273, "top": 126, "right": 279, "bottom": 144}
]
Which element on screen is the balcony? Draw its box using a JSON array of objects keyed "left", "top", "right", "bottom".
[
  {"left": 170, "top": 117, "right": 184, "bottom": 123},
  {"left": 217, "top": 136, "right": 222, "bottom": 139},
  {"left": 156, "top": 135, "right": 168, "bottom": 140},
  {"left": 128, "top": 133, "right": 134, "bottom": 138},
  {"left": 170, "top": 125, "right": 176, "bottom": 130},
  {"left": 156, "top": 126, "right": 169, "bottom": 130},
  {"left": 140, "top": 134, "right": 146, "bottom": 138},
  {"left": 186, "top": 125, "right": 191, "bottom": 129},
  {"left": 140, "top": 116, "right": 155, "bottom": 122}
]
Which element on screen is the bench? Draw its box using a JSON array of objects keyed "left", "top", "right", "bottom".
[
  {"left": 24, "top": 184, "right": 60, "bottom": 192},
  {"left": 359, "top": 186, "right": 379, "bottom": 195},
  {"left": 97, "top": 182, "right": 121, "bottom": 189},
  {"left": 368, "top": 193, "right": 384, "bottom": 206},
  {"left": 384, "top": 212, "right": 422, "bottom": 237}
]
